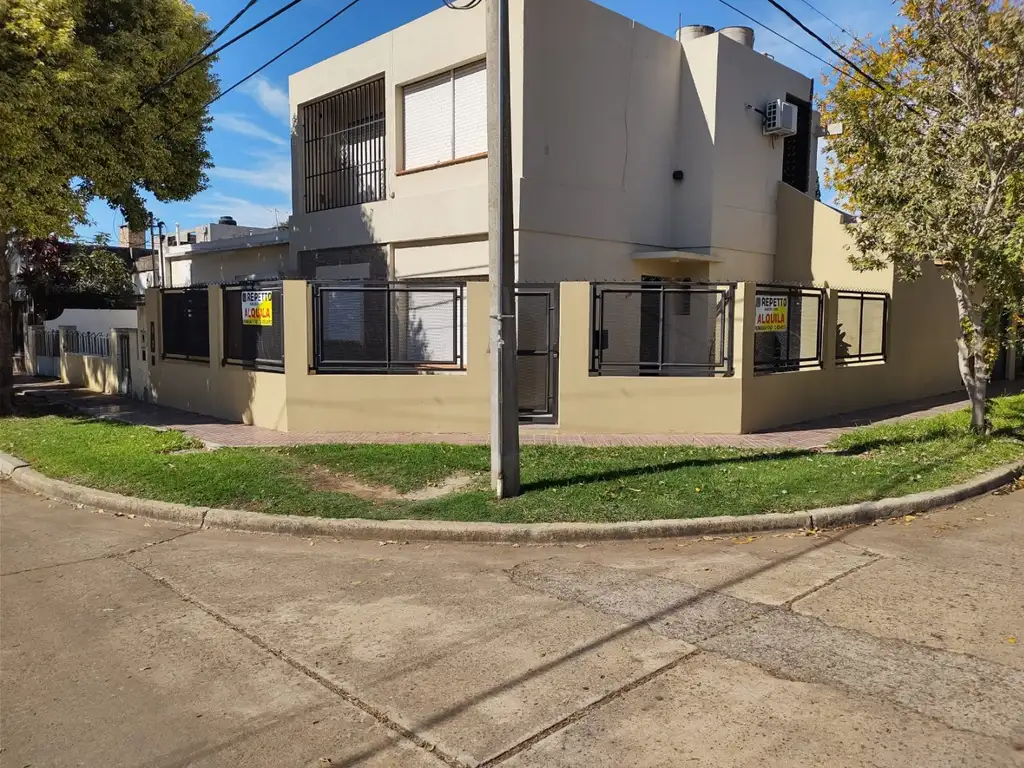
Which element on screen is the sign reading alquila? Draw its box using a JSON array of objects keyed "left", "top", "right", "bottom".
[
  {"left": 754, "top": 295, "right": 788, "bottom": 333},
  {"left": 242, "top": 291, "right": 273, "bottom": 327}
]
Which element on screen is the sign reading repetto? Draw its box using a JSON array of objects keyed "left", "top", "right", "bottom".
[
  {"left": 754, "top": 295, "right": 788, "bottom": 333},
  {"left": 241, "top": 291, "right": 273, "bottom": 327}
]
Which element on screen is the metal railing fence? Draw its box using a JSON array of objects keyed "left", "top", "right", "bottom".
[
  {"left": 836, "top": 290, "right": 889, "bottom": 364},
  {"left": 161, "top": 288, "right": 210, "bottom": 361},
  {"left": 222, "top": 283, "right": 285, "bottom": 371},
  {"left": 753, "top": 285, "right": 825, "bottom": 374},
  {"left": 590, "top": 281, "right": 735, "bottom": 376},
  {"left": 312, "top": 281, "right": 466, "bottom": 373},
  {"left": 64, "top": 330, "right": 110, "bottom": 358}
]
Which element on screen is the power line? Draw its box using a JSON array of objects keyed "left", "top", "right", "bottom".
[
  {"left": 143, "top": 0, "right": 313, "bottom": 102},
  {"left": 710, "top": 0, "right": 849, "bottom": 80},
  {"left": 791, "top": 0, "right": 863, "bottom": 45},
  {"left": 760, "top": 0, "right": 888, "bottom": 91},
  {"left": 159, "top": 0, "right": 367, "bottom": 139},
  {"left": 188, "top": 0, "right": 262, "bottom": 66}
]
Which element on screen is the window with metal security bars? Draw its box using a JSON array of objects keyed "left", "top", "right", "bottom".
[
  {"left": 313, "top": 282, "right": 466, "bottom": 373},
  {"left": 590, "top": 282, "right": 735, "bottom": 377},
  {"left": 836, "top": 291, "right": 889, "bottom": 363},
  {"left": 403, "top": 60, "right": 486, "bottom": 170},
  {"left": 161, "top": 288, "right": 210, "bottom": 361},
  {"left": 302, "top": 77, "right": 386, "bottom": 213},
  {"left": 222, "top": 284, "right": 284, "bottom": 371},
  {"left": 753, "top": 286, "right": 824, "bottom": 374}
]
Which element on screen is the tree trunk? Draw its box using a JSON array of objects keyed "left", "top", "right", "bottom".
[
  {"left": 950, "top": 271, "right": 990, "bottom": 434},
  {"left": 0, "top": 229, "right": 13, "bottom": 416}
]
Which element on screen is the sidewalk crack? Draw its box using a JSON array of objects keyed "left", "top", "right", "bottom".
[
  {"left": 478, "top": 649, "right": 701, "bottom": 767},
  {"left": 118, "top": 555, "right": 464, "bottom": 768}
]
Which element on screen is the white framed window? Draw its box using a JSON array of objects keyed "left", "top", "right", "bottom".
[{"left": 402, "top": 60, "right": 486, "bottom": 171}]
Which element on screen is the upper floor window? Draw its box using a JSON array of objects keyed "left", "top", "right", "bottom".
[
  {"left": 782, "top": 93, "right": 812, "bottom": 194},
  {"left": 402, "top": 60, "right": 486, "bottom": 171},
  {"left": 302, "top": 76, "right": 386, "bottom": 213}
]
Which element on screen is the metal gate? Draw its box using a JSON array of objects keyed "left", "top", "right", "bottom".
[
  {"left": 515, "top": 284, "right": 559, "bottom": 423},
  {"left": 34, "top": 328, "right": 60, "bottom": 378},
  {"left": 117, "top": 333, "right": 133, "bottom": 397}
]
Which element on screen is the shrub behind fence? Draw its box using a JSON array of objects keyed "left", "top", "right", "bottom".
[
  {"left": 312, "top": 282, "right": 465, "bottom": 373},
  {"left": 590, "top": 281, "right": 735, "bottom": 376},
  {"left": 222, "top": 283, "right": 285, "bottom": 371},
  {"left": 161, "top": 288, "right": 210, "bottom": 361}
]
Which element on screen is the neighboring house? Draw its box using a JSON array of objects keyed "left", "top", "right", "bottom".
[
  {"left": 157, "top": 218, "right": 293, "bottom": 287},
  {"left": 288, "top": 0, "right": 823, "bottom": 285}
]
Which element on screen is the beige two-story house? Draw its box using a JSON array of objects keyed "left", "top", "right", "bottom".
[{"left": 287, "top": 0, "right": 827, "bottom": 286}]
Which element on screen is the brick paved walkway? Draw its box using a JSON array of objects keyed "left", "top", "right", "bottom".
[{"left": 14, "top": 377, "right": 1019, "bottom": 450}]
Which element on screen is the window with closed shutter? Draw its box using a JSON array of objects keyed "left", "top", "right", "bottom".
[
  {"left": 454, "top": 61, "right": 487, "bottom": 159},
  {"left": 402, "top": 60, "right": 486, "bottom": 171},
  {"left": 403, "top": 72, "right": 454, "bottom": 170}
]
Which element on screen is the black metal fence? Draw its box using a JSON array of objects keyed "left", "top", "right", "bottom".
[
  {"left": 753, "top": 285, "right": 824, "bottom": 374},
  {"left": 33, "top": 328, "right": 60, "bottom": 358},
  {"left": 312, "top": 282, "right": 465, "bottom": 373},
  {"left": 516, "top": 285, "right": 559, "bottom": 423},
  {"left": 836, "top": 290, "right": 889, "bottom": 363},
  {"left": 222, "top": 283, "right": 284, "bottom": 371},
  {"left": 590, "top": 282, "right": 735, "bottom": 376},
  {"left": 64, "top": 330, "right": 110, "bottom": 358},
  {"left": 161, "top": 288, "right": 210, "bottom": 361}
]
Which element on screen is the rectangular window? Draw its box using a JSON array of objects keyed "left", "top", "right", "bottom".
[
  {"left": 403, "top": 60, "right": 486, "bottom": 171},
  {"left": 302, "top": 77, "right": 386, "bottom": 213},
  {"left": 782, "top": 93, "right": 812, "bottom": 193}
]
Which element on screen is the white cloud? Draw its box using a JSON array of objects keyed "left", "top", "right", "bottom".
[
  {"left": 243, "top": 76, "right": 291, "bottom": 124},
  {"left": 186, "top": 193, "right": 290, "bottom": 229},
  {"left": 214, "top": 113, "right": 287, "bottom": 146},
  {"left": 210, "top": 151, "right": 291, "bottom": 195}
]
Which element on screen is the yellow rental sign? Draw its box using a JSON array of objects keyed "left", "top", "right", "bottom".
[
  {"left": 242, "top": 290, "right": 273, "bottom": 327},
  {"left": 754, "top": 294, "right": 788, "bottom": 333}
]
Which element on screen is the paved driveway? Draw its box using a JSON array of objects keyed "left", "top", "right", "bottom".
[{"left": 2, "top": 481, "right": 1022, "bottom": 767}]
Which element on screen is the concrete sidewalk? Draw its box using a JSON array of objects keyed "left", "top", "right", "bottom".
[
  {"left": 2, "top": 480, "right": 1021, "bottom": 767},
  {"left": 17, "top": 375, "right": 1016, "bottom": 450}
]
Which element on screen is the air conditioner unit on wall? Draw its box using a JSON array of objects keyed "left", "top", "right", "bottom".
[{"left": 763, "top": 99, "right": 798, "bottom": 137}]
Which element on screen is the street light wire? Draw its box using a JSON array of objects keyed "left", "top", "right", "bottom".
[
  {"left": 158, "top": 0, "right": 367, "bottom": 138},
  {"left": 187, "top": 0, "right": 262, "bottom": 66},
  {"left": 760, "top": 0, "right": 888, "bottom": 91},
  {"left": 143, "top": 0, "right": 313, "bottom": 102},
  {"left": 709, "top": 0, "right": 849, "bottom": 80},
  {"left": 791, "top": 0, "right": 865, "bottom": 45}
]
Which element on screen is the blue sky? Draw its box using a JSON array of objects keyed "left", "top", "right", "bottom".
[{"left": 81, "top": 0, "right": 902, "bottom": 240}]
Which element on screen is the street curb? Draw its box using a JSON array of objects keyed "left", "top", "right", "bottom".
[
  {"left": 1, "top": 452, "right": 207, "bottom": 528},
  {"left": 2, "top": 451, "right": 1020, "bottom": 542},
  {"left": 201, "top": 507, "right": 813, "bottom": 542}
]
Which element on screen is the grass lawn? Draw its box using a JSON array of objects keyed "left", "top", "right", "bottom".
[{"left": 1, "top": 393, "right": 1022, "bottom": 523}]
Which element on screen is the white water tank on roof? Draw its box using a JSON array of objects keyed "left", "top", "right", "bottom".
[
  {"left": 719, "top": 26, "right": 755, "bottom": 48},
  {"left": 677, "top": 24, "right": 714, "bottom": 42}
]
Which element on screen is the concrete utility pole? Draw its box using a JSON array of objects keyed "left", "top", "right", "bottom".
[{"left": 486, "top": 0, "right": 520, "bottom": 498}]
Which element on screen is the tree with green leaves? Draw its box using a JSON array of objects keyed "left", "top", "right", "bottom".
[
  {"left": 18, "top": 237, "right": 136, "bottom": 317},
  {"left": 0, "top": 0, "right": 219, "bottom": 413},
  {"left": 820, "top": 0, "right": 1024, "bottom": 432}
]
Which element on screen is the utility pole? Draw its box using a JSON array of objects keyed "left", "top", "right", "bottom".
[{"left": 486, "top": 0, "right": 520, "bottom": 498}]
